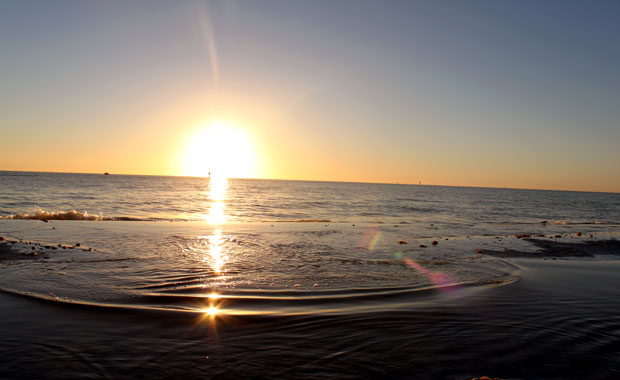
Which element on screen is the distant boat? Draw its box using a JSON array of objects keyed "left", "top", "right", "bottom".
[{"left": 104, "top": 172, "right": 110, "bottom": 175}]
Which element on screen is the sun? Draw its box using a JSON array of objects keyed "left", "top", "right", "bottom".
[{"left": 183, "top": 121, "right": 257, "bottom": 178}]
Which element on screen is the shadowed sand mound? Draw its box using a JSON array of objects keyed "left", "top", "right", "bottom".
[{"left": 477, "top": 239, "right": 620, "bottom": 258}]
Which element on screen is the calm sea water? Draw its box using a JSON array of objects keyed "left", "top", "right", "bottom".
[{"left": 1, "top": 171, "right": 620, "bottom": 379}]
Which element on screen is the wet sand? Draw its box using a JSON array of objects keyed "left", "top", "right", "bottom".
[{"left": 2, "top": 256, "right": 620, "bottom": 379}]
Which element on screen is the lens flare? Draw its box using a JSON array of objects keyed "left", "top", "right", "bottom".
[
  {"left": 401, "top": 255, "right": 459, "bottom": 292},
  {"left": 358, "top": 226, "right": 382, "bottom": 251},
  {"left": 206, "top": 306, "right": 219, "bottom": 316}
]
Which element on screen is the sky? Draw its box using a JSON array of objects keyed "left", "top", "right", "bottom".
[{"left": 1, "top": 0, "right": 619, "bottom": 192}]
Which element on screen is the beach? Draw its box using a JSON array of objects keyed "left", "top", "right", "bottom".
[{"left": 2, "top": 250, "right": 620, "bottom": 379}]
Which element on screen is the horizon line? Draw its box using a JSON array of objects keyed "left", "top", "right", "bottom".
[{"left": 1, "top": 169, "right": 618, "bottom": 195}]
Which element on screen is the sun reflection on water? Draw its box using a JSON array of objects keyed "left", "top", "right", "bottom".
[
  {"left": 202, "top": 175, "right": 230, "bottom": 320},
  {"left": 205, "top": 175, "right": 228, "bottom": 225},
  {"left": 206, "top": 228, "right": 227, "bottom": 274}
]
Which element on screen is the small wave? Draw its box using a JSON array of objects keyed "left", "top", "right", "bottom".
[
  {"left": 2, "top": 208, "right": 107, "bottom": 221},
  {"left": 0, "top": 208, "right": 161, "bottom": 222},
  {"left": 0, "top": 279, "right": 519, "bottom": 317}
]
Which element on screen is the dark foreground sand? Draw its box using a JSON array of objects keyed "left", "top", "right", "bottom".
[{"left": 2, "top": 254, "right": 620, "bottom": 379}]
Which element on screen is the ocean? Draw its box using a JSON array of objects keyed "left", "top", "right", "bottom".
[{"left": 1, "top": 171, "right": 620, "bottom": 379}]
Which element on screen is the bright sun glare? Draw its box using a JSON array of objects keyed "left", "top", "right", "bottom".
[{"left": 183, "top": 121, "right": 257, "bottom": 179}]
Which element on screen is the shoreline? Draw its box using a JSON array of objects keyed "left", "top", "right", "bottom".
[{"left": 1, "top": 258, "right": 620, "bottom": 379}]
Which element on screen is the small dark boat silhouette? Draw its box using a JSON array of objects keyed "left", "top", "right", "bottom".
[{"left": 104, "top": 172, "right": 110, "bottom": 175}]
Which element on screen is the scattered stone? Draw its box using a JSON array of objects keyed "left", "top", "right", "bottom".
[
  {"left": 0, "top": 236, "right": 5, "bottom": 241},
  {"left": 431, "top": 240, "right": 438, "bottom": 246},
  {"left": 475, "top": 249, "right": 485, "bottom": 253},
  {"left": 294, "top": 284, "right": 301, "bottom": 288},
  {"left": 24, "top": 251, "right": 38, "bottom": 256},
  {"left": 576, "top": 232, "right": 582, "bottom": 237},
  {"left": 554, "top": 235, "right": 562, "bottom": 238},
  {"left": 419, "top": 244, "right": 427, "bottom": 248},
  {"left": 313, "top": 283, "right": 320, "bottom": 287},
  {"left": 75, "top": 243, "right": 80, "bottom": 247},
  {"left": 541, "top": 220, "right": 548, "bottom": 225},
  {"left": 515, "top": 234, "right": 531, "bottom": 239},
  {"left": 398, "top": 240, "right": 407, "bottom": 245}
]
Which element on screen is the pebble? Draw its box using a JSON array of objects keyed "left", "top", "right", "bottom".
[
  {"left": 475, "top": 249, "right": 485, "bottom": 253},
  {"left": 419, "top": 244, "right": 427, "bottom": 248},
  {"left": 431, "top": 240, "right": 438, "bottom": 246},
  {"left": 294, "top": 284, "right": 301, "bottom": 288},
  {"left": 313, "top": 283, "right": 320, "bottom": 287},
  {"left": 576, "top": 232, "right": 582, "bottom": 236},
  {"left": 398, "top": 240, "right": 407, "bottom": 245},
  {"left": 0, "top": 236, "right": 5, "bottom": 241}
]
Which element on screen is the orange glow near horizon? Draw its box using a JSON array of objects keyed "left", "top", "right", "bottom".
[{"left": 182, "top": 121, "right": 258, "bottom": 179}]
